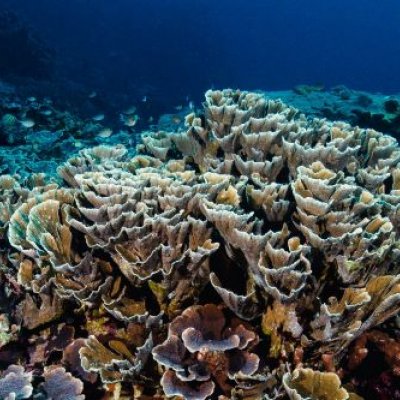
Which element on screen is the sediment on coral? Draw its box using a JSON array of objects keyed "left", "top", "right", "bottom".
[{"left": 0, "top": 88, "right": 399, "bottom": 399}]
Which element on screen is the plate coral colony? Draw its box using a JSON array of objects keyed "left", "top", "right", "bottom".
[{"left": 0, "top": 90, "right": 399, "bottom": 399}]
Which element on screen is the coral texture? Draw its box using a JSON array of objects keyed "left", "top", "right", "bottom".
[
  {"left": 152, "top": 304, "right": 259, "bottom": 399},
  {"left": 0, "top": 89, "right": 399, "bottom": 399}
]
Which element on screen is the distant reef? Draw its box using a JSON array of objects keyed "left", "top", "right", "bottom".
[
  {"left": 268, "top": 84, "right": 400, "bottom": 137},
  {"left": 0, "top": 81, "right": 141, "bottom": 177},
  {"left": 0, "top": 88, "right": 399, "bottom": 399}
]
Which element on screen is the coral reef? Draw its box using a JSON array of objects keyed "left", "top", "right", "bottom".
[
  {"left": 152, "top": 304, "right": 260, "bottom": 399},
  {"left": 0, "top": 88, "right": 399, "bottom": 399},
  {"left": 268, "top": 85, "right": 400, "bottom": 137},
  {"left": 2, "top": 82, "right": 400, "bottom": 180},
  {"left": 0, "top": 92, "right": 137, "bottom": 177}
]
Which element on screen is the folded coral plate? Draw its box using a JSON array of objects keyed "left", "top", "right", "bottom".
[{"left": 0, "top": 89, "right": 399, "bottom": 399}]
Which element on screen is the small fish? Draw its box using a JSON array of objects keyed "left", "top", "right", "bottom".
[
  {"left": 175, "top": 105, "right": 183, "bottom": 111},
  {"left": 148, "top": 116, "right": 154, "bottom": 123},
  {"left": 20, "top": 119, "right": 35, "bottom": 128},
  {"left": 123, "top": 105, "right": 137, "bottom": 115},
  {"left": 7, "top": 102, "right": 21, "bottom": 110},
  {"left": 92, "top": 114, "right": 105, "bottom": 122},
  {"left": 142, "top": 96, "right": 147, "bottom": 103},
  {"left": 189, "top": 101, "right": 194, "bottom": 110},
  {"left": 172, "top": 116, "right": 182, "bottom": 124},
  {"left": 74, "top": 141, "right": 83, "bottom": 148},
  {"left": 88, "top": 91, "right": 97, "bottom": 99},
  {"left": 125, "top": 116, "right": 138, "bottom": 127},
  {"left": 40, "top": 109, "right": 53, "bottom": 116},
  {"left": 27, "top": 96, "right": 37, "bottom": 102},
  {"left": 120, "top": 113, "right": 139, "bottom": 127},
  {"left": 98, "top": 128, "right": 113, "bottom": 138}
]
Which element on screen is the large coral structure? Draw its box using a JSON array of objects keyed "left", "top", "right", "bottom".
[{"left": 0, "top": 89, "right": 399, "bottom": 399}]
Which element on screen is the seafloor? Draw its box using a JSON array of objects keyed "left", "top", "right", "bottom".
[{"left": 0, "top": 85, "right": 399, "bottom": 399}]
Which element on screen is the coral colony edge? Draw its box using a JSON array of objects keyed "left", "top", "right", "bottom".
[{"left": 0, "top": 88, "right": 400, "bottom": 400}]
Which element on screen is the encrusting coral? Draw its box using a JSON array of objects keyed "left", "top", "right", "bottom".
[{"left": 0, "top": 88, "right": 399, "bottom": 399}]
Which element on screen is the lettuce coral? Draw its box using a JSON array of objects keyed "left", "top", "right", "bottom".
[
  {"left": 0, "top": 89, "right": 399, "bottom": 399},
  {"left": 152, "top": 304, "right": 259, "bottom": 399}
]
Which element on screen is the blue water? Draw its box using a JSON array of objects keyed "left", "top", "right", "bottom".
[{"left": 3, "top": 0, "right": 400, "bottom": 106}]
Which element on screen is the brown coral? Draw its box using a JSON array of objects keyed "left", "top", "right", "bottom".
[{"left": 283, "top": 368, "right": 356, "bottom": 400}]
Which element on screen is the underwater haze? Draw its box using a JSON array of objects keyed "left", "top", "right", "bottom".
[
  {"left": 3, "top": 0, "right": 400, "bottom": 102},
  {"left": 1, "top": 1, "right": 400, "bottom": 400}
]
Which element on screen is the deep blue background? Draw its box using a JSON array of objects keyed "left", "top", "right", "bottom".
[{"left": 2, "top": 0, "right": 400, "bottom": 106}]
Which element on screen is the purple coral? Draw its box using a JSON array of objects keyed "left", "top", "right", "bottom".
[
  {"left": 0, "top": 365, "right": 33, "bottom": 399},
  {"left": 152, "top": 304, "right": 259, "bottom": 400},
  {"left": 42, "top": 366, "right": 84, "bottom": 400}
]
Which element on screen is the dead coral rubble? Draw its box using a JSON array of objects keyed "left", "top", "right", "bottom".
[{"left": 0, "top": 89, "right": 400, "bottom": 399}]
